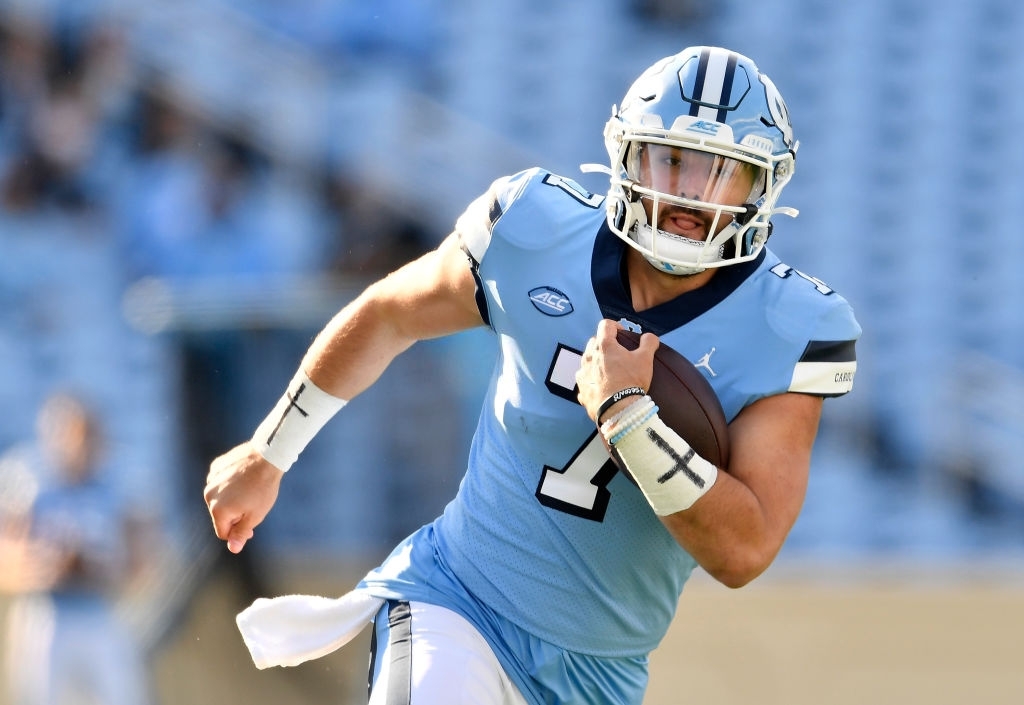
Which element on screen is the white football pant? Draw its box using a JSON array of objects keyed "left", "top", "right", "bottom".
[{"left": 368, "top": 600, "right": 529, "bottom": 705}]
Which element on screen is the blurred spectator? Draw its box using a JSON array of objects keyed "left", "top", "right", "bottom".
[
  {"left": 114, "top": 84, "right": 328, "bottom": 283},
  {"left": 231, "top": 0, "right": 444, "bottom": 72},
  {"left": 629, "top": 0, "right": 712, "bottom": 24},
  {"left": 321, "top": 169, "right": 435, "bottom": 276},
  {"left": 0, "top": 14, "right": 132, "bottom": 215},
  {"left": 0, "top": 393, "right": 153, "bottom": 705}
]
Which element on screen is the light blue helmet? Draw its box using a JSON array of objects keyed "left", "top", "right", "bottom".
[{"left": 603, "top": 46, "right": 799, "bottom": 275}]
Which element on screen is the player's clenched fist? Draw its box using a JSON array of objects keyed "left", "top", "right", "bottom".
[
  {"left": 575, "top": 320, "right": 658, "bottom": 424},
  {"left": 204, "top": 443, "right": 284, "bottom": 554}
]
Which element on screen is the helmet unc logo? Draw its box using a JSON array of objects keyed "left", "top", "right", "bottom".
[
  {"left": 528, "top": 286, "right": 574, "bottom": 317},
  {"left": 759, "top": 74, "right": 794, "bottom": 147}
]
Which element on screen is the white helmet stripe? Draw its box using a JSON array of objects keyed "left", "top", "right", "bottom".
[{"left": 692, "top": 48, "right": 737, "bottom": 122}]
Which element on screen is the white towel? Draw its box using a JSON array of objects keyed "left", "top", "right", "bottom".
[{"left": 235, "top": 589, "right": 385, "bottom": 669}]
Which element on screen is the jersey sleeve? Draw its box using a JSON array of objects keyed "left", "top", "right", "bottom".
[
  {"left": 451, "top": 170, "right": 537, "bottom": 328},
  {"left": 454, "top": 169, "right": 539, "bottom": 264},
  {"left": 788, "top": 297, "right": 861, "bottom": 397}
]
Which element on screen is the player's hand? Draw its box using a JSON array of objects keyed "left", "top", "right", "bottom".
[
  {"left": 204, "top": 443, "right": 283, "bottom": 554},
  {"left": 576, "top": 320, "right": 658, "bottom": 423},
  {"left": 0, "top": 527, "right": 70, "bottom": 593}
]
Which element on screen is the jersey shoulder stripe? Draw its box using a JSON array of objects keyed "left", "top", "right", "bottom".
[{"left": 790, "top": 339, "right": 858, "bottom": 396}]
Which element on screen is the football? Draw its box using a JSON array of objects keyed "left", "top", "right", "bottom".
[{"left": 614, "top": 330, "right": 730, "bottom": 469}]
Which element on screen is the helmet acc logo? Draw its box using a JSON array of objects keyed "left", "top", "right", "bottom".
[{"left": 687, "top": 120, "right": 721, "bottom": 136}]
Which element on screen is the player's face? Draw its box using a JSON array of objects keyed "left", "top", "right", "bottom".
[
  {"left": 39, "top": 397, "right": 99, "bottom": 481},
  {"left": 635, "top": 144, "right": 760, "bottom": 241}
]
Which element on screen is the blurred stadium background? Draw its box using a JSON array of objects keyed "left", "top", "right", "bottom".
[{"left": 0, "top": 0, "right": 1021, "bottom": 703}]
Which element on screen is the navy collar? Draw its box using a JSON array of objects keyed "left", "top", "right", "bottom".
[{"left": 591, "top": 222, "right": 764, "bottom": 335}]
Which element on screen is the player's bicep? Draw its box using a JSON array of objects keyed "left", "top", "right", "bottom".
[
  {"left": 373, "top": 233, "right": 485, "bottom": 343},
  {"left": 726, "top": 392, "right": 822, "bottom": 536}
]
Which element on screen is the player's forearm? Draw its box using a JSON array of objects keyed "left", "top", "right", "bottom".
[
  {"left": 300, "top": 289, "right": 414, "bottom": 402},
  {"left": 245, "top": 285, "right": 416, "bottom": 474},
  {"left": 665, "top": 392, "right": 817, "bottom": 587},
  {"left": 302, "top": 236, "right": 483, "bottom": 400},
  {"left": 660, "top": 474, "right": 782, "bottom": 588},
  {"left": 251, "top": 237, "right": 484, "bottom": 474}
]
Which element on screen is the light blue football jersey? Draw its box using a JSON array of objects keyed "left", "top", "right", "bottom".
[{"left": 359, "top": 168, "right": 861, "bottom": 701}]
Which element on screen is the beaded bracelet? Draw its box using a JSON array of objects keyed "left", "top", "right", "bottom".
[{"left": 600, "top": 395, "right": 656, "bottom": 440}]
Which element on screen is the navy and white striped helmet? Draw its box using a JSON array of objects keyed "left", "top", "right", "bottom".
[{"left": 603, "top": 46, "right": 799, "bottom": 275}]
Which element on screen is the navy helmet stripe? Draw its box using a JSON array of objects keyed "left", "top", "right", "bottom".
[
  {"left": 688, "top": 48, "right": 712, "bottom": 117},
  {"left": 716, "top": 52, "right": 739, "bottom": 122}
]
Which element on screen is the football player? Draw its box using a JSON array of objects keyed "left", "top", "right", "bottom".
[{"left": 206, "top": 46, "right": 861, "bottom": 704}]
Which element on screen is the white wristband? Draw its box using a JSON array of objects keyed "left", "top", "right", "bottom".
[
  {"left": 603, "top": 407, "right": 718, "bottom": 515},
  {"left": 251, "top": 370, "right": 347, "bottom": 472}
]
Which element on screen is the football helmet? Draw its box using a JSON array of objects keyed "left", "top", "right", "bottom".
[{"left": 602, "top": 46, "right": 799, "bottom": 275}]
